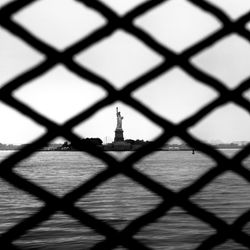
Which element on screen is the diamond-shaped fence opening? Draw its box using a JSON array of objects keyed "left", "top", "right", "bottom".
[
  {"left": 189, "top": 103, "right": 250, "bottom": 157},
  {"left": 0, "top": 102, "right": 46, "bottom": 158},
  {"left": 14, "top": 211, "right": 105, "bottom": 249},
  {"left": 76, "top": 174, "right": 162, "bottom": 230},
  {"left": 135, "top": 206, "right": 216, "bottom": 250},
  {"left": 134, "top": 0, "right": 221, "bottom": 53},
  {"left": 242, "top": 220, "right": 250, "bottom": 237},
  {"left": 242, "top": 154, "right": 250, "bottom": 171},
  {"left": 12, "top": 0, "right": 106, "bottom": 50},
  {"left": 13, "top": 65, "right": 107, "bottom": 124},
  {"left": 134, "top": 149, "right": 216, "bottom": 191},
  {"left": 213, "top": 240, "right": 249, "bottom": 250},
  {"left": 0, "top": 179, "right": 43, "bottom": 234},
  {"left": 205, "top": 0, "right": 250, "bottom": 21},
  {"left": 191, "top": 34, "right": 250, "bottom": 89},
  {"left": 0, "top": 27, "right": 44, "bottom": 87},
  {"left": 133, "top": 67, "right": 218, "bottom": 123},
  {"left": 73, "top": 102, "right": 164, "bottom": 146},
  {"left": 190, "top": 171, "right": 250, "bottom": 224},
  {"left": 14, "top": 148, "right": 106, "bottom": 197},
  {"left": 0, "top": 0, "right": 14, "bottom": 8},
  {"left": 113, "top": 247, "right": 128, "bottom": 250},
  {"left": 1, "top": 0, "right": 250, "bottom": 249},
  {"left": 74, "top": 30, "right": 163, "bottom": 89},
  {"left": 243, "top": 88, "right": 250, "bottom": 104}
]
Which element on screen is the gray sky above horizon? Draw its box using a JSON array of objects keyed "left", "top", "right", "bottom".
[{"left": 1, "top": 0, "right": 250, "bottom": 144}]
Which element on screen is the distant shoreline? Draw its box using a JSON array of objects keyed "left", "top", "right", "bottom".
[
  {"left": 0, "top": 147, "right": 243, "bottom": 152},
  {"left": 0, "top": 141, "right": 246, "bottom": 152}
]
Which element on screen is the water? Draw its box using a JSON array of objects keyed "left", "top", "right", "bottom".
[{"left": 0, "top": 150, "right": 250, "bottom": 249}]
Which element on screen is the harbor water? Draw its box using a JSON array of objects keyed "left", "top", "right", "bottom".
[{"left": 0, "top": 150, "right": 250, "bottom": 249}]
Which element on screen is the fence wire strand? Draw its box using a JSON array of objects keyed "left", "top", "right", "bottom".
[{"left": 1, "top": 0, "right": 250, "bottom": 249}]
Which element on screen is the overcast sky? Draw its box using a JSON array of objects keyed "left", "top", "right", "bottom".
[{"left": 1, "top": 0, "right": 250, "bottom": 144}]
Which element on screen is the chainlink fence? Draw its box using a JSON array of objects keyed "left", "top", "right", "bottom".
[{"left": 1, "top": 0, "right": 250, "bottom": 249}]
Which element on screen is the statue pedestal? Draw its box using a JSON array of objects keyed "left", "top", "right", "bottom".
[
  {"left": 103, "top": 142, "right": 131, "bottom": 151},
  {"left": 114, "top": 129, "right": 124, "bottom": 142}
]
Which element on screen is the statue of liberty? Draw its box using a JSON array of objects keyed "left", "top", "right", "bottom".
[
  {"left": 116, "top": 107, "right": 123, "bottom": 130},
  {"left": 114, "top": 107, "right": 124, "bottom": 142}
]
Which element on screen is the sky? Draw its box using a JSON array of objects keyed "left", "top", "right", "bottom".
[{"left": 1, "top": 0, "right": 250, "bottom": 144}]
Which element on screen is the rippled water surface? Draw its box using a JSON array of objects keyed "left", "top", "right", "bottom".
[{"left": 0, "top": 150, "right": 250, "bottom": 249}]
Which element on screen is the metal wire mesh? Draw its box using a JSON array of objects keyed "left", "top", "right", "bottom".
[{"left": 1, "top": 0, "right": 250, "bottom": 249}]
